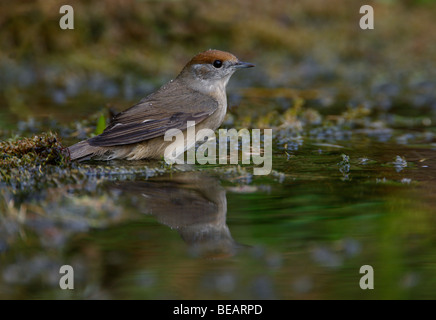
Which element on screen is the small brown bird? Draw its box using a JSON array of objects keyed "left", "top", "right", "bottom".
[{"left": 68, "top": 49, "right": 254, "bottom": 161}]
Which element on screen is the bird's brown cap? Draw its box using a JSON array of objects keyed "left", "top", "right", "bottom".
[{"left": 186, "top": 49, "right": 239, "bottom": 67}]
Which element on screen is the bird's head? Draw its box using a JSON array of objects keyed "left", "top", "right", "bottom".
[{"left": 177, "top": 49, "right": 254, "bottom": 94}]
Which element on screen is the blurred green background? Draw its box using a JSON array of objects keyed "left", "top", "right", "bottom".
[{"left": 1, "top": 0, "right": 436, "bottom": 129}]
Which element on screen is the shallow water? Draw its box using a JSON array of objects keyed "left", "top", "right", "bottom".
[{"left": 1, "top": 127, "right": 436, "bottom": 299}]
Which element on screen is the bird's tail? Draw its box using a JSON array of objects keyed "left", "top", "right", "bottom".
[{"left": 68, "top": 140, "right": 102, "bottom": 162}]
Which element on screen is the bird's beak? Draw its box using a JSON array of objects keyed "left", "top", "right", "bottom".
[{"left": 234, "top": 61, "right": 255, "bottom": 69}]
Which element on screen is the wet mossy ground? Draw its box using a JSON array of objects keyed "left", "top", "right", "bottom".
[{"left": 0, "top": 132, "right": 69, "bottom": 168}]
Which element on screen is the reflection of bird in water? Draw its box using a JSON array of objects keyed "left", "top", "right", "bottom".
[{"left": 111, "top": 173, "right": 244, "bottom": 259}]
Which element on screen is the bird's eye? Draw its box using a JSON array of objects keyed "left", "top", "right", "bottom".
[{"left": 213, "top": 60, "right": 223, "bottom": 68}]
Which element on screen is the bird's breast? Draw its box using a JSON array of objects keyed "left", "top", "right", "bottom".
[{"left": 202, "top": 90, "right": 227, "bottom": 131}]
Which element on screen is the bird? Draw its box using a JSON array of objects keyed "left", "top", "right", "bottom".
[{"left": 68, "top": 49, "right": 254, "bottom": 162}]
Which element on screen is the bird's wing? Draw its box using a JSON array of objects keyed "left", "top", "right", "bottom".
[{"left": 87, "top": 82, "right": 218, "bottom": 147}]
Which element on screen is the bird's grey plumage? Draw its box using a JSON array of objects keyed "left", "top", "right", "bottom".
[
  {"left": 68, "top": 79, "right": 219, "bottom": 161},
  {"left": 88, "top": 81, "right": 218, "bottom": 147},
  {"left": 67, "top": 49, "right": 254, "bottom": 162}
]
